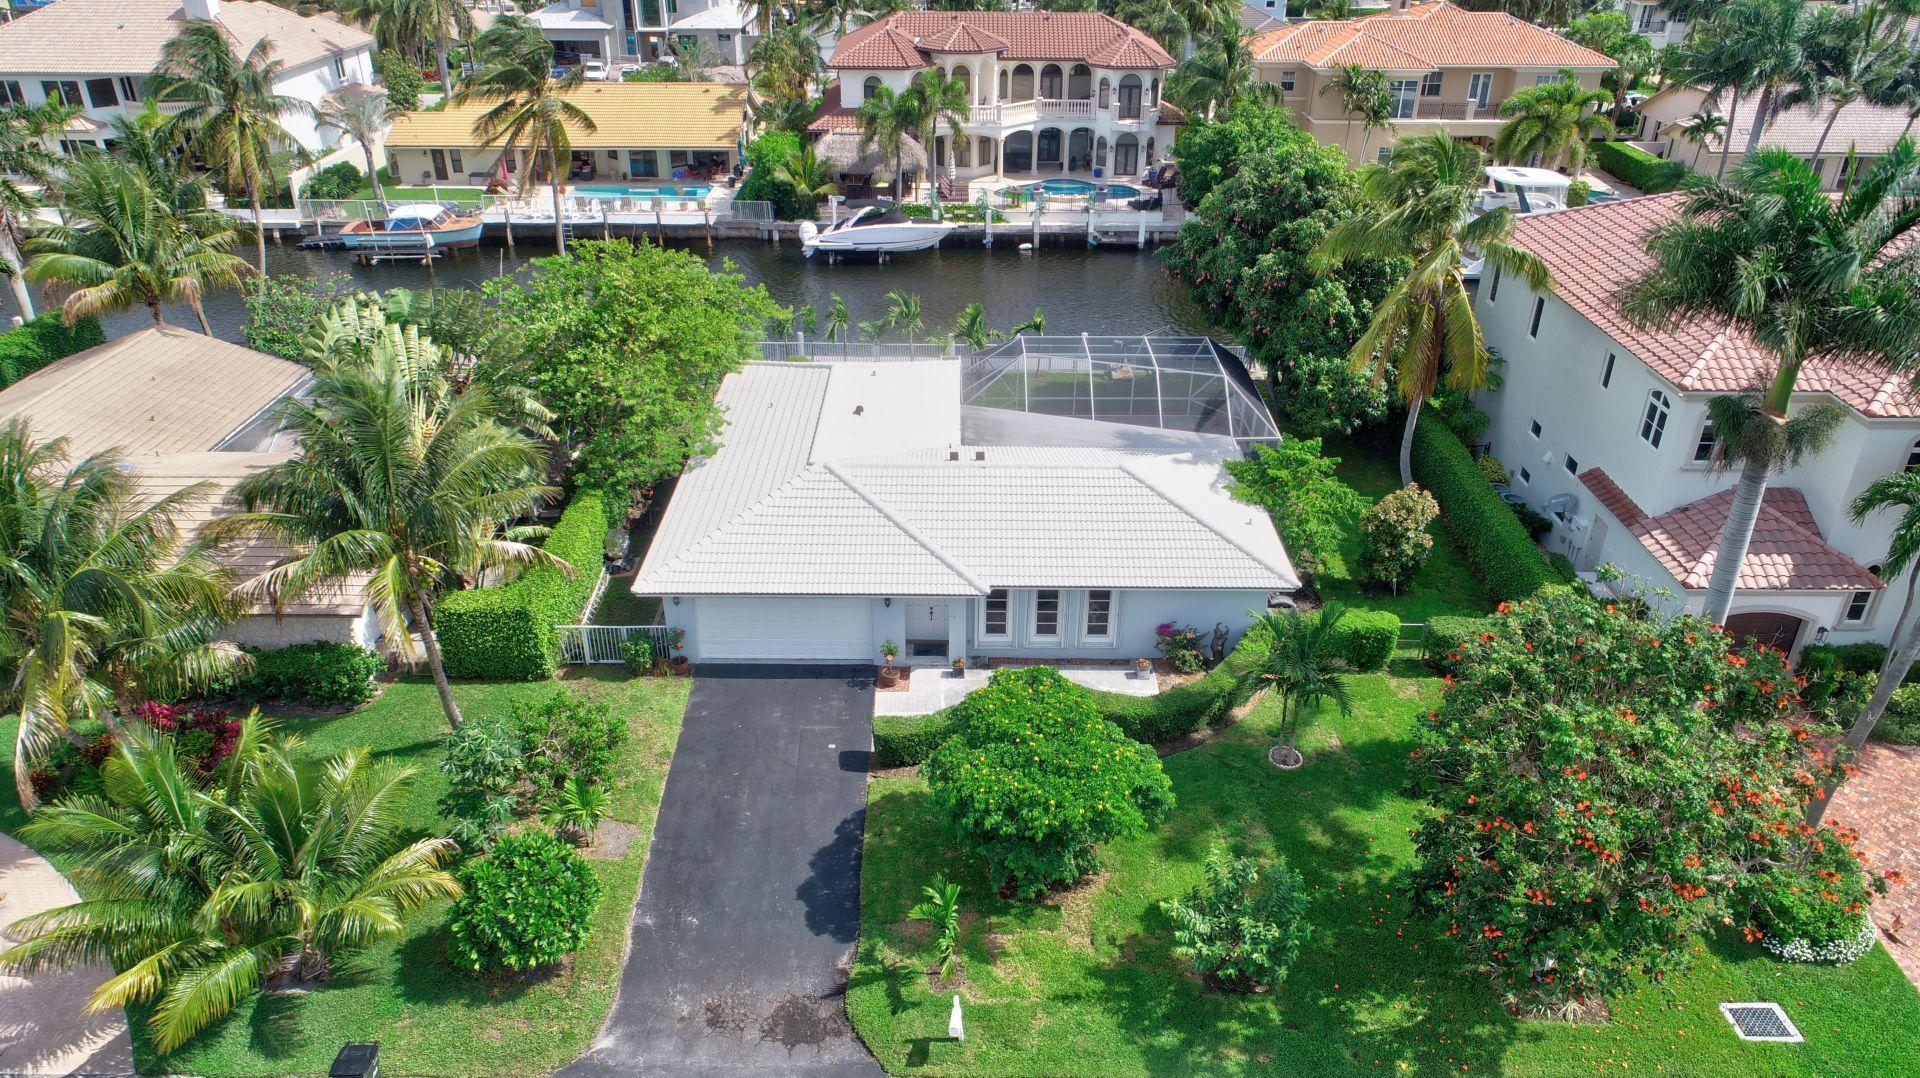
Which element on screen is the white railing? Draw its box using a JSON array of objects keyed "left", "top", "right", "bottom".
[
  {"left": 1036, "top": 98, "right": 1096, "bottom": 120},
  {"left": 558, "top": 624, "right": 671, "bottom": 665}
]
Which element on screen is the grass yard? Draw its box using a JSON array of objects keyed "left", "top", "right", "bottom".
[
  {"left": 342, "top": 185, "right": 489, "bottom": 206},
  {"left": 0, "top": 670, "right": 689, "bottom": 1077},
  {"left": 847, "top": 660, "right": 1920, "bottom": 1076}
]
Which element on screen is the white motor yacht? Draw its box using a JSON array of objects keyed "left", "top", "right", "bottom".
[
  {"left": 799, "top": 201, "right": 957, "bottom": 257},
  {"left": 1478, "top": 166, "right": 1573, "bottom": 215}
]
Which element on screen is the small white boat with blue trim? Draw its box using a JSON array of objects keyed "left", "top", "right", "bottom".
[{"left": 336, "top": 202, "right": 485, "bottom": 253}]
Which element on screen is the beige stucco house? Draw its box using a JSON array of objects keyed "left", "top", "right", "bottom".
[{"left": 1635, "top": 84, "right": 1915, "bottom": 190}]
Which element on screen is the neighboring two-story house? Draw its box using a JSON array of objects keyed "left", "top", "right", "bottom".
[
  {"left": 1616, "top": 1, "right": 1691, "bottom": 48},
  {"left": 0, "top": 0, "right": 375, "bottom": 155},
  {"left": 529, "top": 0, "right": 752, "bottom": 66},
  {"left": 816, "top": 11, "right": 1181, "bottom": 185},
  {"left": 1250, "top": 0, "right": 1612, "bottom": 163},
  {"left": 1636, "top": 84, "right": 1913, "bottom": 191},
  {"left": 1475, "top": 194, "right": 1914, "bottom": 653}
]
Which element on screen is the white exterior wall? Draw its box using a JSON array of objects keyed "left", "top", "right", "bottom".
[
  {"left": 1477, "top": 273, "right": 1920, "bottom": 647},
  {"left": 221, "top": 607, "right": 380, "bottom": 650}
]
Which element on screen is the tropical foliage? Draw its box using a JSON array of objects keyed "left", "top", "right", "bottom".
[
  {"left": 1225, "top": 437, "right": 1366, "bottom": 579},
  {"left": 0, "top": 101, "right": 72, "bottom": 319},
  {"left": 1229, "top": 608, "right": 1354, "bottom": 768},
  {"left": 1358, "top": 483, "right": 1439, "bottom": 593},
  {"left": 1492, "top": 73, "right": 1612, "bottom": 178},
  {"left": 448, "top": 828, "right": 601, "bottom": 973},
  {"left": 1161, "top": 847, "right": 1313, "bottom": 992},
  {"left": 453, "top": 15, "right": 595, "bottom": 250}
]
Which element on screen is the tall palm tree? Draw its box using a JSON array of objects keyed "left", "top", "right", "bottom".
[
  {"left": 1492, "top": 73, "right": 1613, "bottom": 178},
  {"left": 26, "top": 154, "right": 253, "bottom": 333},
  {"left": 1314, "top": 133, "right": 1552, "bottom": 485},
  {"left": 401, "top": 0, "right": 476, "bottom": 96},
  {"left": 1320, "top": 63, "right": 1395, "bottom": 160},
  {"left": 223, "top": 321, "right": 560, "bottom": 731},
  {"left": 804, "top": 0, "right": 873, "bottom": 44},
  {"left": 152, "top": 21, "right": 310, "bottom": 279},
  {"left": 906, "top": 68, "right": 971, "bottom": 193},
  {"left": 1170, "top": 0, "right": 1236, "bottom": 46},
  {"left": 824, "top": 292, "right": 850, "bottom": 342},
  {"left": 747, "top": 23, "right": 824, "bottom": 108},
  {"left": 1674, "top": 20, "right": 1761, "bottom": 179},
  {"left": 1230, "top": 606, "right": 1355, "bottom": 769},
  {"left": 1787, "top": 2, "right": 1913, "bottom": 175},
  {"left": 1620, "top": 143, "right": 1920, "bottom": 625},
  {"left": 856, "top": 83, "right": 920, "bottom": 200},
  {"left": 667, "top": 37, "right": 722, "bottom": 83},
  {"left": 317, "top": 91, "right": 400, "bottom": 202},
  {"left": 109, "top": 103, "right": 208, "bottom": 213},
  {"left": 0, "top": 101, "right": 71, "bottom": 319},
  {"left": 0, "top": 712, "right": 460, "bottom": 1051},
  {"left": 453, "top": 16, "right": 595, "bottom": 251},
  {"left": 1719, "top": 0, "right": 1812, "bottom": 155},
  {"left": 0, "top": 421, "right": 244, "bottom": 812},
  {"left": 1168, "top": 28, "right": 1275, "bottom": 119}
]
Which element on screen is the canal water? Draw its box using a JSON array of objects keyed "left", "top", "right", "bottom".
[{"left": 1, "top": 238, "right": 1213, "bottom": 344}]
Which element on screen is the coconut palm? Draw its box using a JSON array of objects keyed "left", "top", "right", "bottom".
[
  {"left": 774, "top": 144, "right": 838, "bottom": 211},
  {"left": 0, "top": 101, "right": 71, "bottom": 319},
  {"left": 0, "top": 421, "right": 245, "bottom": 812},
  {"left": 0, "top": 712, "right": 460, "bottom": 1051},
  {"left": 1718, "top": 0, "right": 1813, "bottom": 154},
  {"left": 1168, "top": 28, "right": 1275, "bottom": 119},
  {"left": 1675, "top": 110, "right": 1729, "bottom": 157},
  {"left": 804, "top": 0, "right": 873, "bottom": 43},
  {"left": 1674, "top": 19, "right": 1761, "bottom": 179},
  {"left": 402, "top": 0, "right": 475, "bottom": 96},
  {"left": 1170, "top": 0, "right": 1236, "bottom": 45},
  {"left": 152, "top": 21, "right": 310, "bottom": 279},
  {"left": 223, "top": 324, "right": 560, "bottom": 731},
  {"left": 1314, "top": 133, "right": 1552, "bottom": 485},
  {"left": 856, "top": 83, "right": 921, "bottom": 200},
  {"left": 108, "top": 103, "right": 208, "bottom": 213},
  {"left": 906, "top": 68, "right": 971, "bottom": 193},
  {"left": 1492, "top": 73, "right": 1613, "bottom": 178},
  {"left": 1320, "top": 63, "right": 1395, "bottom": 159},
  {"left": 1230, "top": 606, "right": 1354, "bottom": 769},
  {"left": 1620, "top": 143, "right": 1920, "bottom": 625},
  {"left": 25, "top": 154, "right": 253, "bottom": 333},
  {"left": 824, "top": 292, "right": 851, "bottom": 342},
  {"left": 453, "top": 16, "right": 596, "bottom": 251},
  {"left": 317, "top": 92, "right": 400, "bottom": 202}
]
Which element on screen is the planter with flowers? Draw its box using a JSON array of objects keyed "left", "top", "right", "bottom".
[
  {"left": 666, "top": 627, "right": 689, "bottom": 675},
  {"left": 950, "top": 656, "right": 967, "bottom": 678},
  {"left": 879, "top": 640, "right": 902, "bottom": 688},
  {"left": 1133, "top": 657, "right": 1154, "bottom": 679}
]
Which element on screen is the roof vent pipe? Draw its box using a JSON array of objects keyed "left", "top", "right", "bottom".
[
  {"left": 974, "top": 450, "right": 986, "bottom": 461},
  {"left": 949, "top": 450, "right": 960, "bottom": 461}
]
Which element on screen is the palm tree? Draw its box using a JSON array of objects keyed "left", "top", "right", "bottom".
[
  {"left": 1492, "top": 73, "right": 1613, "bottom": 179},
  {"left": 453, "top": 16, "right": 596, "bottom": 251},
  {"left": 804, "top": 0, "right": 873, "bottom": 44},
  {"left": 26, "top": 154, "right": 253, "bottom": 333},
  {"left": 152, "top": 21, "right": 310, "bottom": 279},
  {"left": 1170, "top": 0, "right": 1236, "bottom": 45},
  {"left": 774, "top": 144, "right": 838, "bottom": 212},
  {"left": 906, "top": 68, "right": 971, "bottom": 193},
  {"left": 1314, "top": 133, "right": 1552, "bottom": 485},
  {"left": 1168, "top": 28, "right": 1275, "bottom": 119},
  {"left": 1720, "top": 0, "right": 1812, "bottom": 155},
  {"left": 1674, "top": 20, "right": 1761, "bottom": 179},
  {"left": 856, "top": 83, "right": 920, "bottom": 200},
  {"left": 947, "top": 302, "right": 995, "bottom": 350},
  {"left": 109, "top": 103, "right": 208, "bottom": 213},
  {"left": 224, "top": 321, "right": 560, "bottom": 731},
  {"left": 0, "top": 421, "right": 244, "bottom": 812},
  {"left": 317, "top": 91, "right": 400, "bottom": 202},
  {"left": 0, "top": 712, "right": 460, "bottom": 1051},
  {"left": 402, "top": 0, "right": 476, "bottom": 96},
  {"left": 1620, "top": 143, "right": 1920, "bottom": 625},
  {"left": 746, "top": 23, "right": 823, "bottom": 107},
  {"left": 1230, "top": 606, "right": 1355, "bottom": 769},
  {"left": 0, "top": 101, "right": 71, "bottom": 319},
  {"left": 667, "top": 37, "right": 722, "bottom": 83},
  {"left": 1675, "top": 110, "right": 1729, "bottom": 159},
  {"left": 1320, "top": 63, "right": 1395, "bottom": 159},
  {"left": 824, "top": 292, "right": 850, "bottom": 342},
  {"left": 1787, "top": 2, "right": 1914, "bottom": 175},
  {"left": 861, "top": 289, "right": 923, "bottom": 341}
]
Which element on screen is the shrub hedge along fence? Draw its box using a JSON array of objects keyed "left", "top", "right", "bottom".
[
  {"left": 0, "top": 314, "right": 105, "bottom": 388},
  {"left": 437, "top": 489, "right": 613, "bottom": 680},
  {"left": 1589, "top": 140, "right": 1692, "bottom": 195},
  {"left": 1328, "top": 609, "right": 1398, "bottom": 672},
  {"left": 1411, "top": 418, "right": 1558, "bottom": 603}
]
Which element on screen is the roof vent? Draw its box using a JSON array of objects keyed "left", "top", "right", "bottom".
[
  {"left": 948, "top": 450, "right": 960, "bottom": 461},
  {"left": 853, "top": 404, "right": 865, "bottom": 416},
  {"left": 974, "top": 450, "right": 986, "bottom": 461}
]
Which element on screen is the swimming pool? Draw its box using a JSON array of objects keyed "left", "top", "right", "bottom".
[
  {"left": 574, "top": 183, "right": 713, "bottom": 200},
  {"left": 1019, "top": 178, "right": 1143, "bottom": 199}
]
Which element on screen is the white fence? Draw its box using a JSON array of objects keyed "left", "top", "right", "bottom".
[{"left": 558, "top": 624, "right": 671, "bottom": 665}]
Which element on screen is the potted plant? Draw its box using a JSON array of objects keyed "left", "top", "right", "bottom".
[
  {"left": 879, "top": 640, "right": 902, "bottom": 688},
  {"left": 666, "top": 627, "right": 689, "bottom": 675},
  {"left": 1135, "top": 657, "right": 1153, "bottom": 679},
  {"left": 950, "top": 656, "right": 967, "bottom": 678}
]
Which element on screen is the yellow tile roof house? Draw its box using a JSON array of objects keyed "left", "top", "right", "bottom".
[
  {"left": 1251, "top": 0, "right": 1611, "bottom": 163},
  {"left": 383, "top": 82, "right": 750, "bottom": 187}
]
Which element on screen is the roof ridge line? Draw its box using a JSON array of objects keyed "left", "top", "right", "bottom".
[
  {"left": 821, "top": 460, "right": 990, "bottom": 594},
  {"left": 1118, "top": 458, "right": 1297, "bottom": 582}
]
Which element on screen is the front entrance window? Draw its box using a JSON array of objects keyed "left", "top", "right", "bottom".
[{"left": 981, "top": 589, "right": 1010, "bottom": 641}]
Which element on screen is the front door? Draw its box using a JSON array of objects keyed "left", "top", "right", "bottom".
[
  {"left": 903, "top": 601, "right": 949, "bottom": 659},
  {"left": 430, "top": 149, "right": 450, "bottom": 182}
]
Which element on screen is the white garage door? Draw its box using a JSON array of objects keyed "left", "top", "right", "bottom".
[{"left": 697, "top": 596, "right": 872, "bottom": 661}]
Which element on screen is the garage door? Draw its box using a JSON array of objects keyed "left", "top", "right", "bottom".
[{"left": 697, "top": 596, "right": 873, "bottom": 661}]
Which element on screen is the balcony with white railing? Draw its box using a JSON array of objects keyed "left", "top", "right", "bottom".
[
  {"left": 967, "top": 97, "right": 1103, "bottom": 127},
  {"left": 1411, "top": 98, "right": 1501, "bottom": 123}
]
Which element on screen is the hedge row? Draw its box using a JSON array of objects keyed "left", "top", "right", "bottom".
[
  {"left": 1422, "top": 615, "right": 1493, "bottom": 672},
  {"left": 235, "top": 641, "right": 385, "bottom": 708},
  {"left": 1411, "top": 418, "right": 1558, "bottom": 602},
  {"left": 1329, "top": 609, "right": 1399, "bottom": 672},
  {"left": 1590, "top": 140, "right": 1692, "bottom": 195},
  {"left": 0, "top": 314, "right": 104, "bottom": 388},
  {"left": 436, "top": 490, "right": 613, "bottom": 680}
]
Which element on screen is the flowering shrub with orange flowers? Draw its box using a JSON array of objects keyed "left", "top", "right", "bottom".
[
  {"left": 1740, "top": 823, "right": 1889, "bottom": 963},
  {"left": 924, "top": 667, "right": 1174, "bottom": 900},
  {"left": 1408, "top": 586, "right": 1869, "bottom": 1015}
]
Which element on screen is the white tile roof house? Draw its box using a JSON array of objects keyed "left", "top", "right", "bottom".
[{"left": 631, "top": 336, "right": 1298, "bottom": 664}]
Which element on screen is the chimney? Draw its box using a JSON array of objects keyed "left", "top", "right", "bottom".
[
  {"left": 1390, "top": 0, "right": 1408, "bottom": 11},
  {"left": 182, "top": 0, "right": 220, "bottom": 20}
]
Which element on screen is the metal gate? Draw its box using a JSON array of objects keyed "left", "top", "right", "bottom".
[{"left": 558, "top": 624, "right": 671, "bottom": 664}]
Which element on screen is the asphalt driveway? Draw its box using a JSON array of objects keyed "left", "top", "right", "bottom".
[{"left": 560, "top": 664, "right": 883, "bottom": 1077}]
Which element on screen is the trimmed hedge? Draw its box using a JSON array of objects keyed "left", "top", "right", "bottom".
[
  {"left": 436, "top": 490, "right": 614, "bottom": 680},
  {"left": 1590, "top": 140, "right": 1692, "bottom": 195},
  {"left": 0, "top": 314, "right": 104, "bottom": 388},
  {"left": 235, "top": 641, "right": 384, "bottom": 707},
  {"left": 1329, "top": 609, "right": 1399, "bottom": 672},
  {"left": 1411, "top": 418, "right": 1558, "bottom": 602}
]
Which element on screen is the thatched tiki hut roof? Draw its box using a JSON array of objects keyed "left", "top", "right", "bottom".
[{"left": 816, "top": 130, "right": 928, "bottom": 181}]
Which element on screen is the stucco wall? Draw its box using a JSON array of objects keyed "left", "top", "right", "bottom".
[{"left": 220, "top": 607, "right": 379, "bottom": 650}]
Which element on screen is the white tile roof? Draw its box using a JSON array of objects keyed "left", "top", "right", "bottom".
[
  {"left": 0, "top": 0, "right": 372, "bottom": 77},
  {"left": 633, "top": 361, "right": 1298, "bottom": 597}
]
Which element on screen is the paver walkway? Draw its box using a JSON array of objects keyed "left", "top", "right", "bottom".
[
  {"left": 874, "top": 663, "right": 1158, "bottom": 716},
  {"left": 0, "top": 834, "right": 130, "bottom": 1075},
  {"left": 560, "top": 665, "right": 882, "bottom": 1077},
  {"left": 1828, "top": 741, "right": 1920, "bottom": 986}
]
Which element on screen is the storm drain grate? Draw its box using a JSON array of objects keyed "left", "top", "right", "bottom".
[{"left": 1720, "top": 1002, "right": 1803, "bottom": 1043}]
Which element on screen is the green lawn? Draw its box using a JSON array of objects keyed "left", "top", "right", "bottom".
[
  {"left": 847, "top": 662, "right": 1920, "bottom": 1076},
  {"left": 339, "top": 185, "right": 488, "bottom": 206},
  {"left": 2, "top": 671, "right": 689, "bottom": 1077}
]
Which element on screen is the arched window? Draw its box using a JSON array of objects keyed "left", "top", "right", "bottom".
[
  {"left": 1144, "top": 136, "right": 1155, "bottom": 165},
  {"left": 1907, "top": 438, "right": 1920, "bottom": 472},
  {"left": 1005, "top": 130, "right": 1034, "bottom": 172},
  {"left": 952, "top": 65, "right": 970, "bottom": 101},
  {"left": 1098, "top": 77, "right": 1110, "bottom": 109},
  {"left": 999, "top": 68, "right": 1009, "bottom": 99},
  {"left": 1149, "top": 77, "right": 1160, "bottom": 105},
  {"left": 1113, "top": 132, "right": 1139, "bottom": 174},
  {"left": 1036, "top": 126, "right": 1064, "bottom": 167},
  {"left": 1039, "top": 63, "right": 1064, "bottom": 99},
  {"left": 862, "top": 76, "right": 881, "bottom": 102},
  {"left": 1067, "top": 128, "right": 1093, "bottom": 171},
  {"left": 1011, "top": 64, "right": 1035, "bottom": 100},
  {"left": 1117, "top": 74, "right": 1142, "bottom": 119},
  {"left": 1068, "top": 63, "right": 1092, "bottom": 99},
  {"left": 1095, "top": 135, "right": 1108, "bottom": 167},
  {"left": 1639, "top": 390, "right": 1670, "bottom": 447}
]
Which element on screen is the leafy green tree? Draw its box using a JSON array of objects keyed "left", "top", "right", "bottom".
[
  {"left": 908, "top": 877, "right": 963, "bottom": 979},
  {"left": 372, "top": 49, "right": 424, "bottom": 111},
  {"left": 1564, "top": 11, "right": 1656, "bottom": 120},
  {"left": 241, "top": 272, "right": 357, "bottom": 357},
  {"left": 1314, "top": 133, "right": 1551, "bottom": 485},
  {"left": 449, "top": 830, "right": 599, "bottom": 974},
  {"left": 0, "top": 102, "right": 71, "bottom": 319},
  {"left": 1320, "top": 63, "right": 1395, "bottom": 159},
  {"left": 454, "top": 15, "right": 595, "bottom": 250},
  {"left": 1230, "top": 606, "right": 1354, "bottom": 769},
  {"left": 0, "top": 712, "right": 460, "bottom": 1050},
  {"left": 1493, "top": 73, "right": 1612, "bottom": 178},
  {"left": 923, "top": 667, "right": 1173, "bottom": 899},
  {"left": 152, "top": 21, "right": 310, "bottom": 278},
  {"left": 1168, "top": 28, "right": 1275, "bottom": 119},
  {"left": 0, "top": 421, "right": 243, "bottom": 811},
  {"left": 1358, "top": 483, "right": 1438, "bottom": 593},
  {"left": 1620, "top": 144, "right": 1920, "bottom": 625},
  {"left": 1409, "top": 587, "right": 1864, "bottom": 1016},
  {"left": 1161, "top": 847, "right": 1312, "bottom": 992},
  {"left": 488, "top": 240, "right": 781, "bottom": 495},
  {"left": 1224, "top": 437, "right": 1366, "bottom": 578},
  {"left": 746, "top": 23, "right": 823, "bottom": 113}
]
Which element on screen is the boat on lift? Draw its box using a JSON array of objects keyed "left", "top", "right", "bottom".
[
  {"left": 799, "top": 200, "right": 956, "bottom": 257},
  {"left": 335, "top": 202, "right": 485, "bottom": 253}
]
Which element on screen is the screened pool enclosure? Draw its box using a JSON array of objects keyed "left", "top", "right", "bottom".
[{"left": 960, "top": 335, "right": 1280, "bottom": 447}]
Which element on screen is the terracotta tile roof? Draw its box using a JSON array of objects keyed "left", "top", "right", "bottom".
[
  {"left": 829, "top": 12, "right": 1173, "bottom": 71},
  {"left": 1576, "top": 467, "right": 1646, "bottom": 525},
  {"left": 386, "top": 83, "right": 747, "bottom": 149},
  {"left": 1625, "top": 485, "right": 1882, "bottom": 592},
  {"left": 808, "top": 81, "right": 857, "bottom": 134},
  {"left": 1252, "top": 1, "right": 1611, "bottom": 71},
  {"left": 0, "top": 0, "right": 372, "bottom": 77},
  {"left": 1508, "top": 193, "right": 1920, "bottom": 418},
  {"left": 1661, "top": 92, "right": 1912, "bottom": 156}
]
